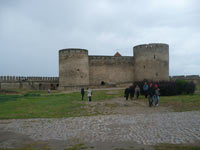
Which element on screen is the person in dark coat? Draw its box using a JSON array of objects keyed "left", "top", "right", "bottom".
[
  {"left": 124, "top": 88, "right": 129, "bottom": 100},
  {"left": 148, "top": 83, "right": 154, "bottom": 107},
  {"left": 143, "top": 82, "right": 149, "bottom": 98},
  {"left": 81, "top": 88, "right": 85, "bottom": 101},
  {"left": 129, "top": 86, "right": 135, "bottom": 100}
]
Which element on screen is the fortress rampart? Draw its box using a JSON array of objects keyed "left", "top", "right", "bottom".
[
  {"left": 1, "top": 75, "right": 200, "bottom": 91},
  {"left": 0, "top": 76, "right": 59, "bottom": 90},
  {"left": 6, "top": 43, "right": 200, "bottom": 90},
  {"left": 1, "top": 42, "right": 200, "bottom": 90},
  {"left": 89, "top": 56, "right": 133, "bottom": 64},
  {"left": 59, "top": 43, "right": 170, "bottom": 89},
  {"left": 0, "top": 76, "right": 58, "bottom": 81},
  {"left": 89, "top": 56, "right": 134, "bottom": 86}
]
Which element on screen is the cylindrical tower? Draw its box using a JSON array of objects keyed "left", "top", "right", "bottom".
[
  {"left": 134, "top": 43, "right": 169, "bottom": 81},
  {"left": 59, "top": 48, "right": 89, "bottom": 89}
]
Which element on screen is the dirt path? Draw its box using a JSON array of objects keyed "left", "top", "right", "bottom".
[{"left": 82, "top": 97, "right": 173, "bottom": 116}]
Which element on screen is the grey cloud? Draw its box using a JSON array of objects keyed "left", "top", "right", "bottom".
[{"left": 0, "top": 0, "right": 200, "bottom": 76}]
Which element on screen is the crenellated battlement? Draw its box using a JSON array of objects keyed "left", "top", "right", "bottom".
[
  {"left": 133, "top": 43, "right": 169, "bottom": 49},
  {"left": 0, "top": 76, "right": 59, "bottom": 90},
  {"left": 0, "top": 76, "right": 59, "bottom": 82},
  {"left": 89, "top": 55, "right": 133, "bottom": 60},
  {"left": 59, "top": 48, "right": 88, "bottom": 55},
  {"left": 89, "top": 56, "right": 133, "bottom": 65}
]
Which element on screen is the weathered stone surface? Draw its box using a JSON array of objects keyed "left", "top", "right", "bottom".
[
  {"left": 134, "top": 43, "right": 169, "bottom": 81},
  {"left": 89, "top": 56, "right": 134, "bottom": 85},
  {"left": 59, "top": 49, "right": 90, "bottom": 89},
  {"left": 59, "top": 43, "right": 170, "bottom": 87}
]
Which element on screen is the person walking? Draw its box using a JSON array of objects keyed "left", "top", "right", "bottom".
[
  {"left": 135, "top": 85, "right": 140, "bottom": 99},
  {"left": 87, "top": 88, "right": 92, "bottom": 102},
  {"left": 124, "top": 87, "right": 129, "bottom": 100},
  {"left": 148, "top": 83, "right": 154, "bottom": 107},
  {"left": 81, "top": 88, "right": 85, "bottom": 101},
  {"left": 143, "top": 82, "right": 149, "bottom": 98},
  {"left": 48, "top": 89, "right": 51, "bottom": 94},
  {"left": 154, "top": 84, "right": 160, "bottom": 106},
  {"left": 129, "top": 86, "right": 135, "bottom": 100}
]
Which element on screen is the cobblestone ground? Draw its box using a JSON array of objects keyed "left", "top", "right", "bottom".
[{"left": 0, "top": 111, "right": 200, "bottom": 148}]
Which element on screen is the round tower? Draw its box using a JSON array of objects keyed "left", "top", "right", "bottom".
[
  {"left": 133, "top": 43, "right": 169, "bottom": 81},
  {"left": 59, "top": 48, "right": 89, "bottom": 89}
]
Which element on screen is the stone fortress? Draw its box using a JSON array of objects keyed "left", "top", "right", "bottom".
[
  {"left": 59, "top": 43, "right": 169, "bottom": 89},
  {"left": 1, "top": 43, "right": 200, "bottom": 90}
]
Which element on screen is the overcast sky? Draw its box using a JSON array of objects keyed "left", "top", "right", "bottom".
[{"left": 0, "top": 0, "right": 199, "bottom": 77}]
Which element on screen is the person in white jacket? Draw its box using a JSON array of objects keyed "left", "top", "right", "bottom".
[{"left": 87, "top": 88, "right": 92, "bottom": 102}]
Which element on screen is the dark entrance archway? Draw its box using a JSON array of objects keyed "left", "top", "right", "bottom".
[{"left": 101, "top": 81, "right": 105, "bottom": 85}]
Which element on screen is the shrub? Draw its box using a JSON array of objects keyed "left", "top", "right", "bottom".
[
  {"left": 176, "top": 79, "right": 187, "bottom": 94},
  {"left": 184, "top": 81, "right": 196, "bottom": 94},
  {"left": 133, "top": 80, "right": 196, "bottom": 96}
]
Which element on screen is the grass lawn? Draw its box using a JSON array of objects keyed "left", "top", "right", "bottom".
[
  {"left": 159, "top": 93, "right": 200, "bottom": 112},
  {"left": 0, "top": 90, "right": 123, "bottom": 119},
  {"left": 196, "top": 85, "right": 200, "bottom": 93},
  {"left": 0, "top": 88, "right": 200, "bottom": 119}
]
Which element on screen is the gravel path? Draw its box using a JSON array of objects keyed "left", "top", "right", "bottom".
[{"left": 1, "top": 111, "right": 200, "bottom": 147}]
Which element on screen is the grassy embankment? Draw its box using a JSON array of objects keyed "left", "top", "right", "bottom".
[{"left": 0, "top": 86, "right": 200, "bottom": 119}]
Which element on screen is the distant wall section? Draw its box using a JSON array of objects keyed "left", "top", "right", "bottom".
[
  {"left": 0, "top": 76, "right": 59, "bottom": 90},
  {"left": 89, "top": 56, "right": 134, "bottom": 85},
  {"left": 170, "top": 75, "right": 200, "bottom": 85}
]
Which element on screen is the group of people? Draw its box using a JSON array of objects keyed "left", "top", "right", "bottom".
[
  {"left": 81, "top": 88, "right": 92, "bottom": 102},
  {"left": 146, "top": 82, "right": 160, "bottom": 107},
  {"left": 80, "top": 82, "right": 160, "bottom": 106},
  {"left": 124, "top": 85, "right": 141, "bottom": 100},
  {"left": 124, "top": 82, "right": 160, "bottom": 107}
]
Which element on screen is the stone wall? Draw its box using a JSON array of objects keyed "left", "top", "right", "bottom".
[
  {"left": 58, "top": 43, "right": 170, "bottom": 87},
  {"left": 1, "top": 43, "right": 171, "bottom": 90},
  {"left": 89, "top": 56, "right": 134, "bottom": 86},
  {"left": 170, "top": 75, "right": 200, "bottom": 85},
  {"left": 0, "top": 76, "right": 59, "bottom": 90}
]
